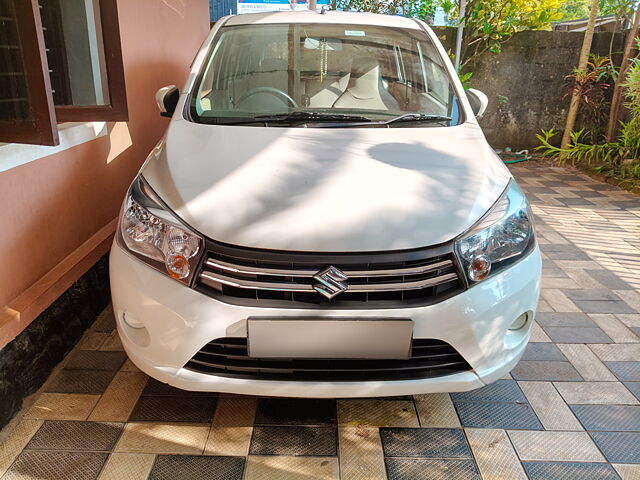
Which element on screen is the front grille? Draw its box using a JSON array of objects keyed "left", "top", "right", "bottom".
[
  {"left": 194, "top": 241, "right": 464, "bottom": 307},
  {"left": 184, "top": 337, "right": 472, "bottom": 381}
]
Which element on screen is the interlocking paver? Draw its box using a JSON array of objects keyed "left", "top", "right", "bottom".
[
  {"left": 451, "top": 380, "right": 526, "bottom": 403},
  {"left": 507, "top": 430, "right": 605, "bottom": 462},
  {"left": 571, "top": 405, "right": 640, "bottom": 431},
  {"left": 519, "top": 381, "right": 582, "bottom": 430},
  {"left": 591, "top": 432, "right": 640, "bottom": 464},
  {"left": 385, "top": 458, "right": 480, "bottom": 480},
  {"left": 413, "top": 393, "right": 460, "bottom": 428},
  {"left": 380, "top": 428, "right": 471, "bottom": 458},
  {"left": 521, "top": 342, "right": 567, "bottom": 361},
  {"left": 339, "top": 426, "right": 386, "bottom": 480},
  {"left": 455, "top": 402, "right": 543, "bottom": 430},
  {"left": 249, "top": 426, "right": 337, "bottom": 456},
  {"left": 511, "top": 360, "right": 582, "bottom": 381},
  {"left": 554, "top": 382, "right": 640, "bottom": 405},
  {"left": 465, "top": 428, "right": 527, "bottom": 480},
  {"left": 98, "top": 452, "right": 155, "bottom": 480},
  {"left": 605, "top": 362, "right": 640, "bottom": 381},
  {"left": 3, "top": 163, "right": 640, "bottom": 480},
  {"left": 244, "top": 456, "right": 337, "bottom": 480},
  {"left": 558, "top": 344, "right": 618, "bottom": 381},
  {"left": 523, "top": 462, "right": 620, "bottom": 480},
  {"left": 542, "top": 327, "right": 613, "bottom": 344},
  {"left": 26, "top": 421, "right": 124, "bottom": 451},
  {"left": 149, "top": 455, "right": 245, "bottom": 480}
]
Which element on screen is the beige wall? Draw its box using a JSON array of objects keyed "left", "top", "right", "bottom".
[{"left": 0, "top": 0, "right": 210, "bottom": 331}]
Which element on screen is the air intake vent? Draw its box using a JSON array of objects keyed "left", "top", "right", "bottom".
[{"left": 184, "top": 337, "right": 472, "bottom": 381}]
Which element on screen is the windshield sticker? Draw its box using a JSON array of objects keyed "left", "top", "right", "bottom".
[{"left": 344, "top": 30, "right": 365, "bottom": 37}]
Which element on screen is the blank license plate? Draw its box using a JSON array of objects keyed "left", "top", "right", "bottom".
[{"left": 247, "top": 318, "right": 413, "bottom": 359}]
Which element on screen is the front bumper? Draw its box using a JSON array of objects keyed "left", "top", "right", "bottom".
[{"left": 109, "top": 242, "right": 541, "bottom": 397}]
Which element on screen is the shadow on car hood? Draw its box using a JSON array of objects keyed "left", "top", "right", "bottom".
[{"left": 142, "top": 119, "right": 511, "bottom": 252}]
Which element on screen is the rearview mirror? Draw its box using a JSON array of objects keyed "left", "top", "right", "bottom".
[
  {"left": 156, "top": 85, "right": 179, "bottom": 118},
  {"left": 466, "top": 88, "right": 488, "bottom": 119}
]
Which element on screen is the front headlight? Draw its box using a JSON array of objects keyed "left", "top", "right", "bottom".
[
  {"left": 455, "top": 180, "right": 534, "bottom": 284},
  {"left": 116, "top": 175, "right": 204, "bottom": 284}
]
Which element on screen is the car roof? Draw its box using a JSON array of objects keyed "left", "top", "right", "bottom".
[{"left": 223, "top": 10, "right": 423, "bottom": 30}]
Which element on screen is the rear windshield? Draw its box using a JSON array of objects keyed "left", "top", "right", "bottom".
[{"left": 190, "top": 23, "right": 462, "bottom": 126}]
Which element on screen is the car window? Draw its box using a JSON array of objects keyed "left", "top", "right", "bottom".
[{"left": 191, "top": 22, "right": 462, "bottom": 126}]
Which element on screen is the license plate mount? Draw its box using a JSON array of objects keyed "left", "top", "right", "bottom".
[{"left": 247, "top": 317, "right": 413, "bottom": 359}]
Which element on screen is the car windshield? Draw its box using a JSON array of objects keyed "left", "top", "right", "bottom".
[{"left": 190, "top": 22, "right": 462, "bottom": 126}]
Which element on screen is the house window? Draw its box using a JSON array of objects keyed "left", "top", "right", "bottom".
[{"left": 0, "top": 0, "right": 127, "bottom": 146}]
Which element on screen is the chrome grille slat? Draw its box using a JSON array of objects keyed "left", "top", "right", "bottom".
[
  {"left": 204, "top": 257, "right": 453, "bottom": 278},
  {"left": 200, "top": 271, "right": 458, "bottom": 293},
  {"left": 195, "top": 242, "right": 464, "bottom": 306}
]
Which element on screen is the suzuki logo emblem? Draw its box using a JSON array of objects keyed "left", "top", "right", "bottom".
[{"left": 313, "top": 266, "right": 348, "bottom": 299}]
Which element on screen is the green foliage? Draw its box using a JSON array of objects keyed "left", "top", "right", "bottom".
[
  {"left": 333, "top": 0, "right": 438, "bottom": 18},
  {"left": 559, "top": 0, "right": 636, "bottom": 21},
  {"left": 536, "top": 43, "right": 640, "bottom": 182},
  {"left": 439, "top": 0, "right": 564, "bottom": 64},
  {"left": 458, "top": 71, "right": 474, "bottom": 89}
]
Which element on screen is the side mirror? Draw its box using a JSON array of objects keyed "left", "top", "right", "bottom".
[
  {"left": 156, "top": 85, "right": 179, "bottom": 118},
  {"left": 466, "top": 88, "right": 488, "bottom": 119}
]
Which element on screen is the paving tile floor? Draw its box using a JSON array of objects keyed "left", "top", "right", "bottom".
[{"left": 1, "top": 162, "right": 640, "bottom": 480}]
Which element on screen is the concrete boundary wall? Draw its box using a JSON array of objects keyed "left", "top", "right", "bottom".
[{"left": 433, "top": 28, "right": 624, "bottom": 149}]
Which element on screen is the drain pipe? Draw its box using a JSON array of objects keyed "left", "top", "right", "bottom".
[{"left": 454, "top": 0, "right": 466, "bottom": 71}]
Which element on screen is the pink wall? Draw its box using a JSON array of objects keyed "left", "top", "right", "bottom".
[{"left": 0, "top": 0, "right": 210, "bottom": 310}]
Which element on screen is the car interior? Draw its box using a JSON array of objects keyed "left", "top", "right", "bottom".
[{"left": 196, "top": 24, "right": 456, "bottom": 119}]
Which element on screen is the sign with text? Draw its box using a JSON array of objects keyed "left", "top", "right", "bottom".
[{"left": 237, "top": 0, "right": 330, "bottom": 15}]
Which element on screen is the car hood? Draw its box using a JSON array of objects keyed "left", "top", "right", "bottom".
[{"left": 142, "top": 119, "right": 511, "bottom": 252}]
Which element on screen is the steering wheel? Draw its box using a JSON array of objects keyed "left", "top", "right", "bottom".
[{"left": 235, "top": 87, "right": 299, "bottom": 108}]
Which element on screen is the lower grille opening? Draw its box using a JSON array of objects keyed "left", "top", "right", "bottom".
[{"left": 184, "top": 337, "right": 472, "bottom": 381}]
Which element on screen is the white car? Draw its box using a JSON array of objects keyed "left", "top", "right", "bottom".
[{"left": 110, "top": 10, "right": 541, "bottom": 397}]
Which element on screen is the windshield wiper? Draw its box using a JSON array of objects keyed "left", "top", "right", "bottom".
[
  {"left": 382, "top": 113, "right": 452, "bottom": 125},
  {"left": 212, "top": 111, "right": 373, "bottom": 125}
]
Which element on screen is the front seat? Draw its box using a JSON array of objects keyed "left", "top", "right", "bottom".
[{"left": 333, "top": 57, "right": 399, "bottom": 111}]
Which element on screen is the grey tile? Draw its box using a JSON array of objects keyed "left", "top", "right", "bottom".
[
  {"left": 385, "top": 458, "right": 480, "bottom": 480},
  {"left": 541, "top": 245, "right": 591, "bottom": 260},
  {"left": 129, "top": 396, "right": 216, "bottom": 423},
  {"left": 521, "top": 343, "right": 567, "bottom": 361},
  {"left": 511, "top": 361, "right": 582, "bottom": 381},
  {"left": 632, "top": 327, "right": 640, "bottom": 337},
  {"left": 571, "top": 405, "right": 640, "bottom": 431},
  {"left": 455, "top": 402, "right": 543, "bottom": 430},
  {"left": 1, "top": 451, "right": 108, "bottom": 480},
  {"left": 64, "top": 351, "right": 127, "bottom": 371},
  {"left": 149, "top": 455, "right": 245, "bottom": 480},
  {"left": 543, "top": 327, "right": 613, "bottom": 344},
  {"left": 522, "top": 462, "right": 620, "bottom": 480},
  {"left": 380, "top": 428, "right": 471, "bottom": 458},
  {"left": 536, "top": 313, "right": 596, "bottom": 328},
  {"left": 625, "top": 382, "right": 640, "bottom": 400},
  {"left": 526, "top": 187, "right": 558, "bottom": 195},
  {"left": 26, "top": 421, "right": 123, "bottom": 451},
  {"left": 591, "top": 432, "right": 640, "bottom": 464},
  {"left": 572, "top": 189, "right": 605, "bottom": 198},
  {"left": 44, "top": 370, "right": 116, "bottom": 394},
  {"left": 255, "top": 398, "right": 336, "bottom": 425},
  {"left": 574, "top": 300, "right": 636, "bottom": 314},
  {"left": 249, "top": 426, "right": 337, "bottom": 456},
  {"left": 564, "top": 289, "right": 623, "bottom": 301},
  {"left": 585, "top": 270, "right": 633, "bottom": 290},
  {"left": 604, "top": 362, "right": 640, "bottom": 382},
  {"left": 451, "top": 380, "right": 526, "bottom": 403},
  {"left": 558, "top": 197, "right": 595, "bottom": 207},
  {"left": 93, "top": 311, "right": 116, "bottom": 333}
]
